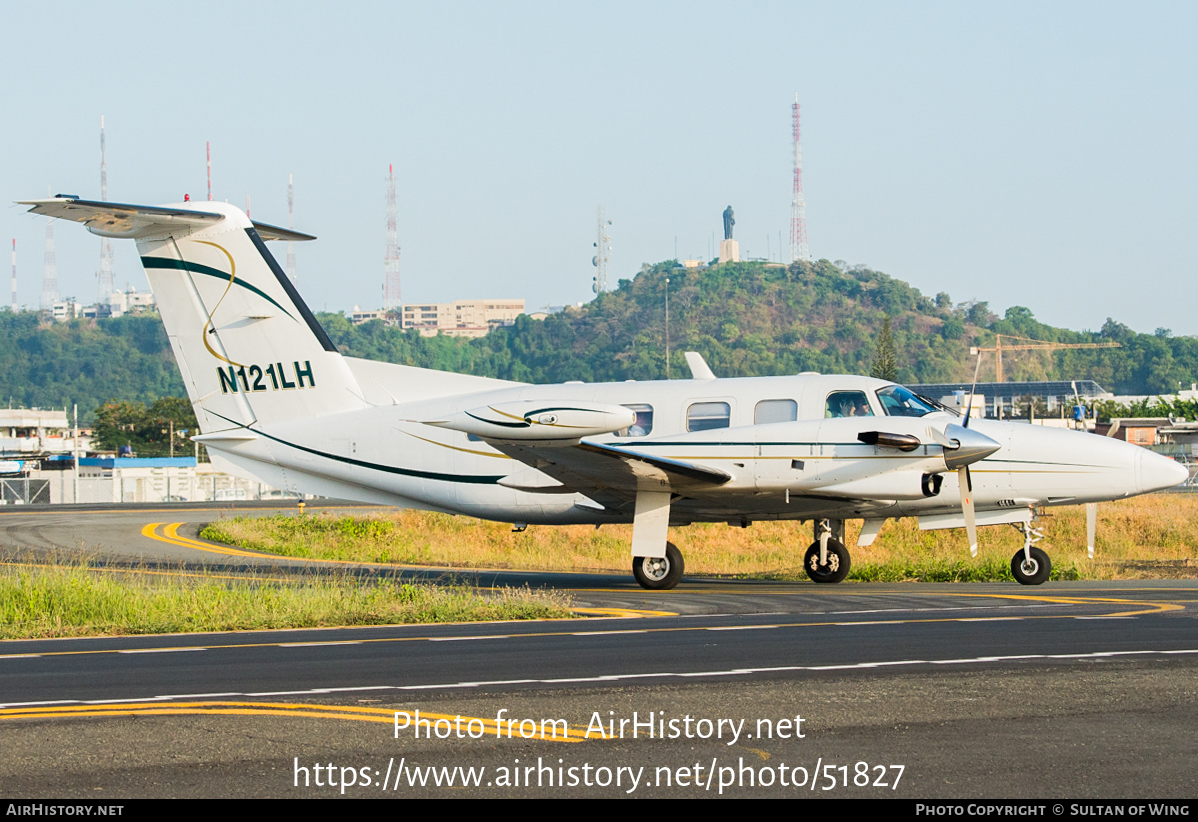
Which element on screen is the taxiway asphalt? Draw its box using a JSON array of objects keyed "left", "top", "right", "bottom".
[{"left": 1, "top": 502, "right": 1195, "bottom": 798}]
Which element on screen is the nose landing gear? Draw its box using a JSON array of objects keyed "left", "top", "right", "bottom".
[
  {"left": 1010, "top": 520, "right": 1051, "bottom": 585},
  {"left": 804, "top": 518, "right": 852, "bottom": 583}
]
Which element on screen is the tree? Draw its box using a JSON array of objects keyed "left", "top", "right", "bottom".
[
  {"left": 92, "top": 397, "right": 197, "bottom": 457},
  {"left": 870, "top": 316, "right": 898, "bottom": 381}
]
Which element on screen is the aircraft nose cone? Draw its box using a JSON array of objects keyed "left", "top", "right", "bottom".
[
  {"left": 942, "top": 423, "right": 1002, "bottom": 470},
  {"left": 1137, "top": 449, "right": 1190, "bottom": 493}
]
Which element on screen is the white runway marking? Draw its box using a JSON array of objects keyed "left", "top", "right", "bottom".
[{"left": 2, "top": 649, "right": 1194, "bottom": 709}]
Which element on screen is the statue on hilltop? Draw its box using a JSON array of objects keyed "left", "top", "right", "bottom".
[{"left": 723, "top": 206, "right": 735, "bottom": 240}]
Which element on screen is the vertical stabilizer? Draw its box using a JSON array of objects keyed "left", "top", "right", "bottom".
[
  {"left": 136, "top": 204, "right": 364, "bottom": 432},
  {"left": 20, "top": 197, "right": 365, "bottom": 434}
]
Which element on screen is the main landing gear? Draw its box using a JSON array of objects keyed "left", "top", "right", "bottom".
[
  {"left": 1010, "top": 520, "right": 1051, "bottom": 585},
  {"left": 632, "top": 542, "right": 684, "bottom": 590},
  {"left": 804, "top": 518, "right": 852, "bottom": 583}
]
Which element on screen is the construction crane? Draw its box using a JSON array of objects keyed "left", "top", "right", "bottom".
[{"left": 970, "top": 334, "right": 1120, "bottom": 383}]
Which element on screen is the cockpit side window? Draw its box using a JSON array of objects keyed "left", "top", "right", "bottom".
[
  {"left": 825, "top": 391, "right": 875, "bottom": 418},
  {"left": 876, "top": 385, "right": 937, "bottom": 418},
  {"left": 614, "top": 404, "right": 654, "bottom": 437}
]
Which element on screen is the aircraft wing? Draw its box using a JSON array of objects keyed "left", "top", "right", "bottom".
[{"left": 492, "top": 440, "right": 732, "bottom": 508}]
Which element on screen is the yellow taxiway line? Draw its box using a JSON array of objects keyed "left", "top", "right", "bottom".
[{"left": 0, "top": 701, "right": 587, "bottom": 741}]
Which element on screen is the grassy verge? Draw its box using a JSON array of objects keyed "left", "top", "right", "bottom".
[
  {"left": 202, "top": 494, "right": 1198, "bottom": 582},
  {"left": 0, "top": 556, "right": 575, "bottom": 639}
]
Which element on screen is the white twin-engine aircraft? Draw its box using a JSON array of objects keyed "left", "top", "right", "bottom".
[{"left": 22, "top": 196, "right": 1187, "bottom": 589}]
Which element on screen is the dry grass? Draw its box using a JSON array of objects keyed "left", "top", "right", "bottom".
[{"left": 202, "top": 493, "right": 1198, "bottom": 582}]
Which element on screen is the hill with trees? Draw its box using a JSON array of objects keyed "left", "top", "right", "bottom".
[{"left": 1, "top": 258, "right": 1194, "bottom": 424}]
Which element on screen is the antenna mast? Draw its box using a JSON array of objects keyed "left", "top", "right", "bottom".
[
  {"left": 97, "top": 116, "right": 114, "bottom": 303},
  {"left": 286, "top": 173, "right": 297, "bottom": 284},
  {"left": 10, "top": 239, "right": 16, "bottom": 311},
  {"left": 592, "top": 207, "right": 611, "bottom": 293},
  {"left": 42, "top": 207, "right": 58, "bottom": 311},
  {"left": 789, "top": 93, "right": 810, "bottom": 263},
  {"left": 206, "top": 141, "right": 212, "bottom": 201},
  {"left": 383, "top": 164, "right": 401, "bottom": 310}
]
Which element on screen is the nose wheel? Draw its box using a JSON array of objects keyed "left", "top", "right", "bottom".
[
  {"left": 632, "top": 542, "right": 684, "bottom": 590},
  {"left": 1010, "top": 521, "right": 1051, "bottom": 585},
  {"left": 1011, "top": 546, "right": 1051, "bottom": 585}
]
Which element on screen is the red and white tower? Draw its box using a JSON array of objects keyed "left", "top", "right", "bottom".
[
  {"left": 383, "top": 164, "right": 401, "bottom": 311},
  {"left": 789, "top": 93, "right": 810, "bottom": 264},
  {"left": 97, "top": 116, "right": 114, "bottom": 303}
]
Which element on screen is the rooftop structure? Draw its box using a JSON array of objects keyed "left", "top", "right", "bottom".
[{"left": 907, "top": 380, "right": 1111, "bottom": 418}]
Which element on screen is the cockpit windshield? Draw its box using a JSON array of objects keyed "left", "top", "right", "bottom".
[{"left": 877, "top": 385, "right": 940, "bottom": 418}]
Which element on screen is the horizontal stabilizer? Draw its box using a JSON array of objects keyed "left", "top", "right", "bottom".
[
  {"left": 251, "top": 221, "right": 316, "bottom": 242},
  {"left": 192, "top": 431, "right": 260, "bottom": 443},
  {"left": 19, "top": 198, "right": 224, "bottom": 239}
]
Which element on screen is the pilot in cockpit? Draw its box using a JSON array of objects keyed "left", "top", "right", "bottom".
[{"left": 826, "top": 391, "right": 875, "bottom": 418}]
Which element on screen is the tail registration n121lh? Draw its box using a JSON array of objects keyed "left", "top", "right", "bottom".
[{"left": 22, "top": 196, "right": 1187, "bottom": 589}]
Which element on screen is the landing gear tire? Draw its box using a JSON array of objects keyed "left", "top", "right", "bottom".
[
  {"left": 633, "top": 542, "right": 684, "bottom": 590},
  {"left": 1011, "top": 546, "right": 1051, "bottom": 586},
  {"left": 804, "top": 538, "right": 851, "bottom": 584}
]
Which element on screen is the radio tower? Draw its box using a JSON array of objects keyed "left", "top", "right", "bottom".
[
  {"left": 206, "top": 141, "right": 213, "bottom": 201},
  {"left": 592, "top": 207, "right": 612, "bottom": 293},
  {"left": 789, "top": 93, "right": 810, "bottom": 264},
  {"left": 10, "top": 240, "right": 16, "bottom": 311},
  {"left": 97, "top": 116, "right": 114, "bottom": 303},
  {"left": 383, "top": 164, "right": 401, "bottom": 311},
  {"left": 42, "top": 212, "right": 58, "bottom": 311},
  {"left": 286, "top": 174, "right": 297, "bottom": 284}
]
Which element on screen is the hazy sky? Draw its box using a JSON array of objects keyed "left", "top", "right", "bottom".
[{"left": 3, "top": 1, "right": 1195, "bottom": 334}]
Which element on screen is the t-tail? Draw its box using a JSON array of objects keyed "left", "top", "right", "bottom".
[{"left": 18, "top": 197, "right": 367, "bottom": 434}]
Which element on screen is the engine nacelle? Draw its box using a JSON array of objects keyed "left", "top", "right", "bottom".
[
  {"left": 426, "top": 400, "right": 636, "bottom": 443},
  {"left": 808, "top": 470, "right": 940, "bottom": 502}
]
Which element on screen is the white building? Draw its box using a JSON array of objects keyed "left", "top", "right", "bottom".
[
  {"left": 0, "top": 408, "right": 90, "bottom": 455},
  {"left": 400, "top": 299, "right": 525, "bottom": 337}
]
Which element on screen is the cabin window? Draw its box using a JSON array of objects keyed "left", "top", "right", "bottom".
[
  {"left": 614, "top": 404, "right": 654, "bottom": 438},
  {"left": 876, "top": 385, "right": 936, "bottom": 418},
  {"left": 825, "top": 391, "right": 875, "bottom": 418},
  {"left": 687, "top": 401, "right": 731, "bottom": 432},
  {"left": 755, "top": 399, "right": 798, "bottom": 424}
]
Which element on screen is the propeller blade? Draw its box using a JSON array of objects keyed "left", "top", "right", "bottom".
[
  {"left": 928, "top": 425, "right": 956, "bottom": 449},
  {"left": 959, "top": 465, "right": 977, "bottom": 557},
  {"left": 1086, "top": 502, "right": 1097, "bottom": 559}
]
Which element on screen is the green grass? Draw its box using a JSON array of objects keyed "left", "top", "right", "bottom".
[{"left": 0, "top": 556, "right": 576, "bottom": 639}]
